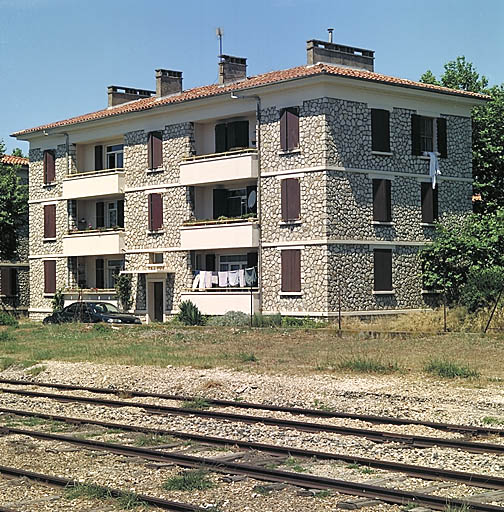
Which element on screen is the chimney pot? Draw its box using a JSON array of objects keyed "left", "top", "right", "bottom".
[
  {"left": 107, "top": 85, "right": 155, "bottom": 107},
  {"left": 219, "top": 55, "right": 247, "bottom": 84},
  {"left": 156, "top": 69, "right": 183, "bottom": 97},
  {"left": 307, "top": 40, "right": 374, "bottom": 71}
]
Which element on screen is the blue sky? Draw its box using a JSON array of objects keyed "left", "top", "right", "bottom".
[{"left": 1, "top": 0, "right": 502, "bottom": 154}]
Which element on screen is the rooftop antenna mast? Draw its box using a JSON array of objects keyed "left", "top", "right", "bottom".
[{"left": 216, "top": 27, "right": 224, "bottom": 60}]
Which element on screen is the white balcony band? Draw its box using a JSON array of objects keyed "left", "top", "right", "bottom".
[
  {"left": 62, "top": 169, "right": 125, "bottom": 199},
  {"left": 180, "top": 291, "right": 259, "bottom": 315},
  {"left": 63, "top": 230, "right": 125, "bottom": 256},
  {"left": 180, "top": 221, "right": 259, "bottom": 250}
]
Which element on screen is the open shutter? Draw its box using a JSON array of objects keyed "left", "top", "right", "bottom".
[
  {"left": 96, "top": 258, "right": 104, "bottom": 289},
  {"left": 373, "top": 179, "right": 391, "bottom": 222},
  {"left": 374, "top": 249, "right": 392, "bottom": 291},
  {"left": 94, "top": 145, "right": 103, "bottom": 171},
  {"left": 215, "top": 124, "right": 227, "bottom": 153},
  {"left": 437, "top": 117, "right": 447, "bottom": 158},
  {"left": 44, "top": 260, "right": 56, "bottom": 294},
  {"left": 421, "top": 182, "right": 433, "bottom": 223},
  {"left": 279, "top": 109, "right": 288, "bottom": 151},
  {"left": 44, "top": 204, "right": 56, "bottom": 239},
  {"left": 371, "top": 109, "right": 390, "bottom": 152},
  {"left": 148, "top": 131, "right": 163, "bottom": 169},
  {"left": 213, "top": 189, "right": 228, "bottom": 219},
  {"left": 286, "top": 178, "right": 300, "bottom": 221},
  {"left": 149, "top": 193, "right": 163, "bottom": 231},
  {"left": 281, "top": 179, "right": 288, "bottom": 221},
  {"left": 411, "top": 114, "right": 422, "bottom": 156},
  {"left": 281, "top": 249, "right": 301, "bottom": 292},
  {"left": 96, "top": 202, "right": 105, "bottom": 228},
  {"left": 205, "top": 254, "right": 216, "bottom": 272},
  {"left": 43, "top": 150, "right": 55, "bottom": 183},
  {"left": 1, "top": 268, "right": 10, "bottom": 296},
  {"left": 286, "top": 107, "right": 299, "bottom": 150},
  {"left": 117, "top": 199, "right": 124, "bottom": 228}
]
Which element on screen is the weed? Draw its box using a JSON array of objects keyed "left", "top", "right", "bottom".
[
  {"left": 134, "top": 434, "right": 176, "bottom": 447},
  {"left": 346, "top": 463, "right": 374, "bottom": 474},
  {"left": 338, "top": 357, "right": 400, "bottom": 374},
  {"left": 238, "top": 352, "right": 258, "bottom": 363},
  {"left": 284, "top": 457, "right": 307, "bottom": 473},
  {"left": 346, "top": 463, "right": 360, "bottom": 470},
  {"left": 0, "top": 312, "right": 18, "bottom": 328},
  {"left": 116, "top": 491, "right": 147, "bottom": 509},
  {"left": 26, "top": 365, "right": 46, "bottom": 377},
  {"left": 424, "top": 359, "right": 479, "bottom": 378},
  {"left": 313, "top": 399, "right": 334, "bottom": 412},
  {"left": 0, "top": 330, "right": 14, "bottom": 342},
  {"left": 315, "top": 490, "right": 331, "bottom": 498},
  {"left": 65, "top": 483, "right": 112, "bottom": 500},
  {"left": 0, "top": 357, "right": 15, "bottom": 371},
  {"left": 92, "top": 323, "right": 112, "bottom": 334},
  {"left": 18, "top": 417, "right": 46, "bottom": 427},
  {"left": 254, "top": 485, "right": 273, "bottom": 495},
  {"left": 182, "top": 397, "right": 211, "bottom": 410},
  {"left": 482, "top": 416, "right": 504, "bottom": 426},
  {"left": 163, "top": 470, "right": 213, "bottom": 491},
  {"left": 444, "top": 505, "right": 472, "bottom": 512}
]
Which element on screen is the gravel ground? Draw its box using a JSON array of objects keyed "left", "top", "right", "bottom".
[{"left": 1, "top": 361, "right": 504, "bottom": 511}]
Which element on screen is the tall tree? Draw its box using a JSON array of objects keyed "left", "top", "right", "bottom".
[
  {"left": 420, "top": 58, "right": 504, "bottom": 212},
  {"left": 11, "top": 148, "right": 25, "bottom": 158},
  {"left": 0, "top": 140, "right": 28, "bottom": 259}
]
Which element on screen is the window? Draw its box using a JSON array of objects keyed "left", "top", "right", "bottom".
[
  {"left": 106, "top": 144, "right": 124, "bottom": 169},
  {"left": 43, "top": 150, "right": 55, "bottom": 183},
  {"left": 281, "top": 178, "right": 300, "bottom": 222},
  {"left": 148, "top": 131, "right": 163, "bottom": 169},
  {"left": 107, "top": 260, "right": 123, "bottom": 288},
  {"left": 150, "top": 253, "right": 164, "bottom": 264},
  {"left": 94, "top": 145, "right": 103, "bottom": 171},
  {"left": 372, "top": 179, "right": 391, "bottom": 222},
  {"left": 371, "top": 109, "right": 390, "bottom": 152},
  {"left": 281, "top": 249, "right": 301, "bottom": 293},
  {"left": 421, "top": 182, "right": 439, "bottom": 224},
  {"left": 44, "top": 260, "right": 56, "bottom": 294},
  {"left": 215, "top": 120, "right": 249, "bottom": 153},
  {"left": 44, "top": 204, "right": 56, "bottom": 239},
  {"left": 96, "top": 258, "right": 104, "bottom": 289},
  {"left": 1, "top": 268, "right": 17, "bottom": 296},
  {"left": 212, "top": 186, "right": 257, "bottom": 219},
  {"left": 374, "top": 249, "right": 392, "bottom": 292},
  {"left": 279, "top": 107, "right": 299, "bottom": 152},
  {"left": 148, "top": 193, "right": 163, "bottom": 231},
  {"left": 219, "top": 254, "right": 248, "bottom": 272},
  {"left": 411, "top": 115, "right": 447, "bottom": 157}
]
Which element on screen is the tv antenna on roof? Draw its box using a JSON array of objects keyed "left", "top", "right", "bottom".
[{"left": 216, "top": 27, "right": 223, "bottom": 60}]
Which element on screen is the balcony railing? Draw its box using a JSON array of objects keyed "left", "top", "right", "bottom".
[
  {"left": 63, "top": 229, "right": 125, "bottom": 256},
  {"left": 62, "top": 168, "right": 125, "bottom": 199},
  {"left": 180, "top": 220, "right": 259, "bottom": 250}
]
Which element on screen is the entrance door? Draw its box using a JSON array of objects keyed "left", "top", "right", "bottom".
[{"left": 153, "top": 282, "right": 163, "bottom": 322}]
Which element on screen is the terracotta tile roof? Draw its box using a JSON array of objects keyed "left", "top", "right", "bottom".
[
  {"left": 1, "top": 154, "right": 29, "bottom": 166},
  {"left": 12, "top": 63, "right": 490, "bottom": 137}
]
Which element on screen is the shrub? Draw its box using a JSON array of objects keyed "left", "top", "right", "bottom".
[
  {"left": 163, "top": 470, "right": 213, "bottom": 491},
  {"left": 177, "top": 300, "right": 204, "bottom": 326},
  {"left": 461, "top": 266, "right": 504, "bottom": 312},
  {"left": 115, "top": 273, "right": 133, "bottom": 312},
  {"left": 52, "top": 289, "right": 64, "bottom": 313},
  {"left": 207, "top": 311, "right": 250, "bottom": 326},
  {"left": 281, "top": 316, "right": 324, "bottom": 328},
  {"left": 0, "top": 330, "right": 14, "bottom": 342},
  {"left": 238, "top": 352, "right": 258, "bottom": 363},
  {"left": 0, "top": 312, "right": 18, "bottom": 327},
  {"left": 251, "top": 313, "right": 282, "bottom": 327},
  {"left": 93, "top": 323, "right": 112, "bottom": 334},
  {"left": 424, "top": 358, "right": 479, "bottom": 378}
]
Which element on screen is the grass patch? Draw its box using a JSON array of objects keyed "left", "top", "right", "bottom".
[
  {"left": 482, "top": 416, "right": 504, "bottom": 426},
  {"left": 65, "top": 482, "right": 112, "bottom": 500},
  {"left": 444, "top": 505, "right": 472, "bottom": 512},
  {"left": 134, "top": 433, "right": 177, "bottom": 447},
  {"left": 283, "top": 457, "right": 307, "bottom": 473},
  {"left": 0, "top": 357, "right": 16, "bottom": 371},
  {"left": 92, "top": 323, "right": 112, "bottom": 334},
  {"left": 338, "top": 357, "right": 400, "bottom": 374},
  {"left": 163, "top": 470, "right": 213, "bottom": 491},
  {"left": 182, "top": 397, "right": 211, "bottom": 410},
  {"left": 0, "top": 312, "right": 18, "bottom": 327},
  {"left": 315, "top": 490, "right": 331, "bottom": 498},
  {"left": 424, "top": 358, "right": 480, "bottom": 379},
  {"left": 0, "top": 330, "right": 14, "bottom": 342},
  {"left": 116, "top": 491, "right": 147, "bottom": 509},
  {"left": 26, "top": 365, "right": 46, "bottom": 377},
  {"left": 238, "top": 352, "right": 258, "bottom": 363}
]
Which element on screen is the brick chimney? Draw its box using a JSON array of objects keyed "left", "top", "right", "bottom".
[
  {"left": 108, "top": 86, "right": 155, "bottom": 107},
  {"left": 219, "top": 55, "right": 247, "bottom": 84},
  {"left": 307, "top": 40, "right": 374, "bottom": 72},
  {"left": 156, "top": 69, "right": 183, "bottom": 97}
]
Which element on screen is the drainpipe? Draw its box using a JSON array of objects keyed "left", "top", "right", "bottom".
[{"left": 231, "top": 93, "right": 262, "bottom": 314}]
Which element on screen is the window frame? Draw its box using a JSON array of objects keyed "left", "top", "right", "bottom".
[
  {"left": 44, "top": 260, "right": 57, "bottom": 295},
  {"left": 148, "top": 193, "right": 163, "bottom": 231},
  {"left": 373, "top": 249, "right": 393, "bottom": 292},
  {"left": 281, "top": 178, "right": 301, "bottom": 222},
  {"left": 105, "top": 144, "right": 124, "bottom": 170},
  {"left": 43, "top": 150, "right": 56, "bottom": 184},
  {"left": 372, "top": 179, "right": 392, "bottom": 223},
  {"left": 148, "top": 131, "right": 163, "bottom": 170},
  {"left": 281, "top": 249, "right": 301, "bottom": 293},
  {"left": 279, "top": 107, "right": 300, "bottom": 152},
  {"left": 371, "top": 109, "right": 391, "bottom": 153},
  {"left": 43, "top": 204, "right": 57, "bottom": 239}
]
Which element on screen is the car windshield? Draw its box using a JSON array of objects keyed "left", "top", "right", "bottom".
[{"left": 92, "top": 303, "right": 120, "bottom": 314}]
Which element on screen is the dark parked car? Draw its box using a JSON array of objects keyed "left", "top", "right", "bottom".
[{"left": 43, "top": 302, "right": 141, "bottom": 325}]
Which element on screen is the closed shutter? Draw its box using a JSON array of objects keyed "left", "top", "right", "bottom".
[
  {"left": 148, "top": 193, "right": 163, "bottom": 231},
  {"left": 421, "top": 182, "right": 438, "bottom": 223},
  {"left": 286, "top": 107, "right": 299, "bottom": 150},
  {"left": 44, "top": 260, "right": 56, "bottom": 294},
  {"left": 96, "top": 202, "right": 105, "bottom": 228},
  {"left": 96, "top": 258, "right": 104, "bottom": 289},
  {"left": 372, "top": 179, "right": 391, "bottom": 222},
  {"left": 231, "top": 121, "right": 249, "bottom": 149},
  {"left": 437, "top": 118, "right": 447, "bottom": 158},
  {"left": 281, "top": 249, "right": 301, "bottom": 292},
  {"left": 44, "top": 204, "right": 56, "bottom": 239},
  {"left": 411, "top": 114, "right": 422, "bottom": 156},
  {"left": 148, "top": 131, "right": 163, "bottom": 169},
  {"left": 371, "top": 109, "right": 390, "bottom": 152},
  {"left": 43, "top": 150, "right": 55, "bottom": 183},
  {"left": 1, "top": 268, "right": 10, "bottom": 296},
  {"left": 279, "top": 109, "right": 288, "bottom": 151},
  {"left": 10, "top": 268, "right": 17, "bottom": 296},
  {"left": 205, "top": 254, "right": 216, "bottom": 272},
  {"left": 281, "top": 178, "right": 300, "bottom": 221},
  {"left": 215, "top": 124, "right": 227, "bottom": 153},
  {"left": 213, "top": 189, "right": 228, "bottom": 219},
  {"left": 117, "top": 199, "right": 124, "bottom": 228},
  {"left": 374, "top": 249, "right": 392, "bottom": 291},
  {"left": 94, "top": 145, "right": 103, "bottom": 171}
]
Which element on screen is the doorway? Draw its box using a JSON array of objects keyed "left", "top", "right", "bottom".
[{"left": 153, "top": 282, "right": 163, "bottom": 322}]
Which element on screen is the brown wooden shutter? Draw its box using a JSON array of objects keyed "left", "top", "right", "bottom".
[
  {"left": 213, "top": 189, "right": 228, "bottom": 219},
  {"left": 148, "top": 131, "right": 163, "bottom": 169},
  {"left": 94, "top": 145, "right": 103, "bottom": 171},
  {"left": 149, "top": 193, "right": 163, "bottom": 231},
  {"left": 227, "top": 120, "right": 249, "bottom": 149},
  {"left": 286, "top": 107, "right": 299, "bottom": 150},
  {"left": 44, "top": 260, "right": 56, "bottom": 294},
  {"left": 281, "top": 249, "right": 301, "bottom": 292},
  {"left": 215, "top": 124, "right": 227, "bottom": 153},
  {"left": 437, "top": 118, "right": 447, "bottom": 158},
  {"left": 95, "top": 258, "right": 104, "bottom": 289},
  {"left": 374, "top": 249, "right": 392, "bottom": 291},
  {"left": 371, "top": 109, "right": 390, "bottom": 152},
  {"left": 281, "top": 179, "right": 288, "bottom": 221},
  {"left": 287, "top": 178, "right": 300, "bottom": 220},
  {"left": 422, "top": 182, "right": 439, "bottom": 223},
  {"left": 96, "top": 202, "right": 105, "bottom": 228},
  {"left": 279, "top": 109, "right": 288, "bottom": 151},
  {"left": 43, "top": 150, "right": 55, "bottom": 183},
  {"left": 372, "top": 179, "right": 391, "bottom": 222},
  {"left": 44, "top": 204, "right": 56, "bottom": 239},
  {"left": 411, "top": 114, "right": 422, "bottom": 155},
  {"left": 1, "top": 268, "right": 10, "bottom": 296}
]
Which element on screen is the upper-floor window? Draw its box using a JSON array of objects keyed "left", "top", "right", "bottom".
[
  {"left": 106, "top": 144, "right": 124, "bottom": 169},
  {"left": 148, "top": 131, "right": 163, "bottom": 170},
  {"left": 280, "top": 107, "right": 299, "bottom": 152},
  {"left": 213, "top": 186, "right": 257, "bottom": 219},
  {"left": 374, "top": 249, "right": 393, "bottom": 292},
  {"left": 219, "top": 254, "right": 248, "bottom": 272},
  {"left": 411, "top": 115, "right": 447, "bottom": 158},
  {"left": 96, "top": 200, "right": 124, "bottom": 229},
  {"left": 215, "top": 120, "right": 249, "bottom": 153},
  {"left": 44, "top": 204, "right": 56, "bottom": 239},
  {"left": 281, "top": 249, "right": 301, "bottom": 293},
  {"left": 281, "top": 178, "right": 300, "bottom": 222},
  {"left": 1, "top": 268, "right": 18, "bottom": 297},
  {"left": 421, "top": 182, "right": 439, "bottom": 224},
  {"left": 148, "top": 193, "right": 163, "bottom": 231},
  {"left": 43, "top": 150, "right": 55, "bottom": 183},
  {"left": 372, "top": 179, "right": 391, "bottom": 222},
  {"left": 371, "top": 109, "right": 390, "bottom": 152}
]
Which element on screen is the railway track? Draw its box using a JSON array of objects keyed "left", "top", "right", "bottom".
[
  {"left": 1, "top": 386, "right": 504, "bottom": 454},
  {"left": 1, "top": 406, "right": 503, "bottom": 490},
  {"left": 1, "top": 377, "right": 501, "bottom": 436},
  {"left": 1, "top": 425, "right": 503, "bottom": 512}
]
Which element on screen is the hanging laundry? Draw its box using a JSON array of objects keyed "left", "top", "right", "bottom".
[
  {"left": 427, "top": 151, "right": 441, "bottom": 189},
  {"left": 218, "top": 271, "right": 229, "bottom": 287},
  {"left": 192, "top": 273, "right": 200, "bottom": 289},
  {"left": 228, "top": 270, "right": 239, "bottom": 286},
  {"left": 245, "top": 267, "right": 257, "bottom": 287},
  {"left": 205, "top": 271, "right": 213, "bottom": 288},
  {"left": 211, "top": 272, "right": 218, "bottom": 285},
  {"left": 198, "top": 270, "right": 206, "bottom": 289},
  {"left": 238, "top": 269, "right": 245, "bottom": 288}
]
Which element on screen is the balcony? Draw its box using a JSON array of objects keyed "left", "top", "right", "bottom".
[
  {"left": 63, "top": 229, "right": 125, "bottom": 257},
  {"left": 180, "top": 149, "right": 258, "bottom": 186},
  {"left": 180, "top": 219, "right": 259, "bottom": 250},
  {"left": 62, "top": 169, "right": 125, "bottom": 199},
  {"left": 180, "top": 290, "right": 259, "bottom": 315}
]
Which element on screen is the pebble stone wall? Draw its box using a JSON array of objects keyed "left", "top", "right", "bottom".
[{"left": 29, "top": 257, "right": 66, "bottom": 317}]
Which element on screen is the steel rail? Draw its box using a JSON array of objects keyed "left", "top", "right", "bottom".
[
  {"left": 0, "top": 507, "right": 18, "bottom": 512},
  {"left": 1, "top": 406, "right": 503, "bottom": 490},
  {"left": 0, "top": 377, "right": 500, "bottom": 436},
  {"left": 2, "top": 387, "right": 504, "bottom": 455},
  {"left": 2, "top": 426, "right": 504, "bottom": 512},
  {"left": 0, "top": 464, "right": 205, "bottom": 511}
]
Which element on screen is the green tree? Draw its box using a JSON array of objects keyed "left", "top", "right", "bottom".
[
  {"left": 420, "top": 58, "right": 504, "bottom": 212},
  {"left": 0, "top": 140, "right": 28, "bottom": 259},
  {"left": 11, "top": 148, "right": 25, "bottom": 158}
]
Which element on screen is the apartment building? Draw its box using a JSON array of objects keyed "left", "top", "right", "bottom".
[
  {"left": 13, "top": 40, "right": 488, "bottom": 321},
  {"left": 0, "top": 154, "right": 29, "bottom": 314}
]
